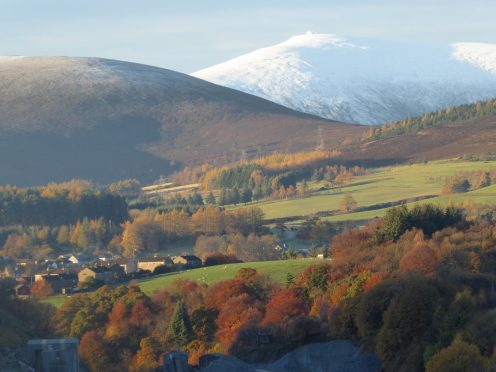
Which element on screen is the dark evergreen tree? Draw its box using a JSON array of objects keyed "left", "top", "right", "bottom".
[
  {"left": 231, "top": 188, "right": 241, "bottom": 205},
  {"left": 193, "top": 192, "right": 204, "bottom": 206},
  {"left": 219, "top": 189, "right": 227, "bottom": 206},
  {"left": 240, "top": 188, "right": 253, "bottom": 204},
  {"left": 253, "top": 185, "right": 263, "bottom": 201},
  {"left": 167, "top": 301, "right": 192, "bottom": 346},
  {"left": 205, "top": 192, "right": 216, "bottom": 205}
]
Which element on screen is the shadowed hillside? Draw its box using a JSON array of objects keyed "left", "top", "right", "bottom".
[{"left": 0, "top": 56, "right": 363, "bottom": 186}]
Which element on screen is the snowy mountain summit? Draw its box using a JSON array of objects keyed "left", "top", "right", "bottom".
[{"left": 193, "top": 32, "right": 496, "bottom": 125}]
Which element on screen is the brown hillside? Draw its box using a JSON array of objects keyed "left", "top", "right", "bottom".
[
  {"left": 345, "top": 114, "right": 496, "bottom": 165},
  {"left": 0, "top": 57, "right": 363, "bottom": 186}
]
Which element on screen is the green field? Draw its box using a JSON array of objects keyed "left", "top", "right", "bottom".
[
  {"left": 249, "top": 159, "right": 496, "bottom": 222},
  {"left": 43, "top": 259, "right": 321, "bottom": 308}
]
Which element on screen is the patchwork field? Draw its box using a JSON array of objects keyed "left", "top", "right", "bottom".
[{"left": 248, "top": 159, "right": 496, "bottom": 222}]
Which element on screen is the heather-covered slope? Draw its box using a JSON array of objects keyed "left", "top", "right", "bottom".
[
  {"left": 348, "top": 114, "right": 496, "bottom": 165},
  {"left": 0, "top": 56, "right": 362, "bottom": 185}
]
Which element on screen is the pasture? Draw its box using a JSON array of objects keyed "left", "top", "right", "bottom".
[
  {"left": 43, "top": 258, "right": 321, "bottom": 308},
  {"left": 250, "top": 159, "right": 496, "bottom": 221}
]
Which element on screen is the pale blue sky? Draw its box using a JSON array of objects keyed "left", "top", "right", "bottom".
[{"left": 1, "top": 0, "right": 495, "bottom": 73}]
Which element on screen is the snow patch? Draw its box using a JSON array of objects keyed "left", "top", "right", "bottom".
[{"left": 193, "top": 33, "right": 496, "bottom": 125}]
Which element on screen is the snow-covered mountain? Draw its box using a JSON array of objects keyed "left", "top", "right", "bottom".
[{"left": 192, "top": 33, "right": 496, "bottom": 125}]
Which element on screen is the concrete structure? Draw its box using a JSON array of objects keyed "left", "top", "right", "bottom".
[
  {"left": 173, "top": 255, "right": 202, "bottom": 269},
  {"left": 26, "top": 339, "right": 79, "bottom": 372},
  {"left": 138, "top": 256, "right": 173, "bottom": 272}
]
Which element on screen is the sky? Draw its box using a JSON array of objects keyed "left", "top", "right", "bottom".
[{"left": 1, "top": 0, "right": 495, "bottom": 73}]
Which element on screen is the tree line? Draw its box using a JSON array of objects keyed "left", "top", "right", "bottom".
[
  {"left": 0, "top": 182, "right": 128, "bottom": 227},
  {"left": 120, "top": 206, "right": 266, "bottom": 258},
  {"left": 364, "top": 98, "right": 496, "bottom": 140},
  {"left": 1, "top": 218, "right": 121, "bottom": 259}
]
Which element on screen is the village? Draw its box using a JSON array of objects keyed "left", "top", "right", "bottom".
[{"left": 0, "top": 253, "right": 203, "bottom": 298}]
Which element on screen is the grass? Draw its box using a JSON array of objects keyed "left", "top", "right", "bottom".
[
  {"left": 246, "top": 159, "right": 496, "bottom": 222},
  {"left": 138, "top": 258, "right": 320, "bottom": 294},
  {"left": 43, "top": 259, "right": 321, "bottom": 308},
  {"left": 43, "top": 296, "right": 66, "bottom": 307}
]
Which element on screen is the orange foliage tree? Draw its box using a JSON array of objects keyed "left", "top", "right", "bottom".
[
  {"left": 262, "top": 288, "right": 306, "bottom": 327},
  {"left": 30, "top": 279, "right": 54, "bottom": 299},
  {"left": 80, "top": 331, "right": 110, "bottom": 371},
  {"left": 399, "top": 244, "right": 439, "bottom": 275}
]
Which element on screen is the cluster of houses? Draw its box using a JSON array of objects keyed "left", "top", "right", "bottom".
[{"left": 0, "top": 253, "right": 202, "bottom": 298}]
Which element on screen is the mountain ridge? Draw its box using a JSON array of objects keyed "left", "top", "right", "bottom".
[{"left": 193, "top": 33, "right": 496, "bottom": 125}]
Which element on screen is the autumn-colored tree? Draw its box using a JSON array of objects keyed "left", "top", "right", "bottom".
[
  {"left": 362, "top": 272, "right": 387, "bottom": 293},
  {"left": 205, "top": 279, "right": 255, "bottom": 310},
  {"left": 2, "top": 234, "right": 31, "bottom": 258},
  {"left": 339, "top": 193, "right": 357, "bottom": 212},
  {"left": 156, "top": 209, "right": 192, "bottom": 239},
  {"left": 130, "top": 336, "right": 161, "bottom": 372},
  {"left": 194, "top": 235, "right": 225, "bottom": 260},
  {"left": 105, "top": 301, "right": 130, "bottom": 342},
  {"left": 203, "top": 252, "right": 240, "bottom": 266},
  {"left": 426, "top": 339, "right": 489, "bottom": 372},
  {"left": 399, "top": 243, "right": 439, "bottom": 275},
  {"left": 331, "top": 227, "right": 375, "bottom": 275},
  {"left": 121, "top": 221, "right": 142, "bottom": 258},
  {"left": 262, "top": 288, "right": 306, "bottom": 327},
  {"left": 235, "top": 267, "right": 258, "bottom": 281},
  {"left": 121, "top": 214, "right": 163, "bottom": 257},
  {"left": 296, "top": 263, "right": 332, "bottom": 293},
  {"left": 191, "top": 205, "right": 224, "bottom": 235},
  {"left": 80, "top": 331, "right": 110, "bottom": 372},
  {"left": 31, "top": 279, "right": 54, "bottom": 299},
  {"left": 329, "top": 282, "right": 349, "bottom": 306},
  {"left": 186, "top": 339, "right": 209, "bottom": 366},
  {"left": 129, "top": 300, "right": 153, "bottom": 328},
  {"left": 167, "top": 279, "right": 208, "bottom": 315},
  {"left": 215, "top": 293, "right": 263, "bottom": 349},
  {"left": 52, "top": 294, "right": 90, "bottom": 336}
]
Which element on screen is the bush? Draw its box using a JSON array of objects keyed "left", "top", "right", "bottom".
[
  {"left": 376, "top": 277, "right": 439, "bottom": 369},
  {"left": 426, "top": 339, "right": 489, "bottom": 372},
  {"left": 203, "top": 253, "right": 241, "bottom": 267}
]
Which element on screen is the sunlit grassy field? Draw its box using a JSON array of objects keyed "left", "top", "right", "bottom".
[
  {"left": 43, "top": 259, "right": 321, "bottom": 308},
  {"left": 249, "top": 159, "right": 496, "bottom": 221}
]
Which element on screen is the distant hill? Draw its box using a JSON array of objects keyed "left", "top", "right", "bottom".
[
  {"left": 193, "top": 32, "right": 496, "bottom": 125},
  {"left": 0, "top": 56, "right": 363, "bottom": 186}
]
